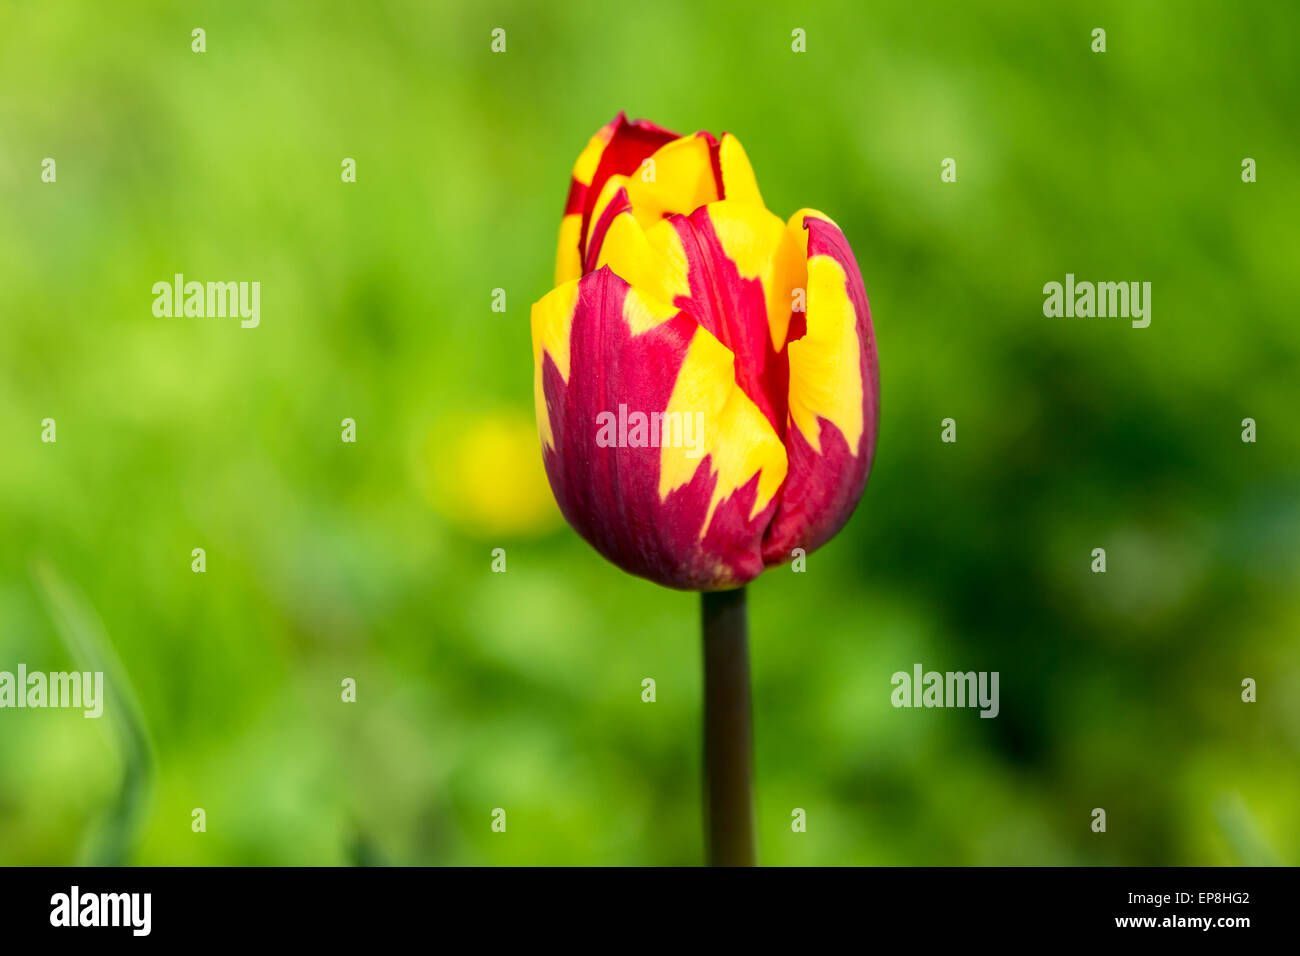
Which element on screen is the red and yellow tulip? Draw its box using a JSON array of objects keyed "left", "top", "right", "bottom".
[{"left": 532, "top": 113, "right": 879, "bottom": 590}]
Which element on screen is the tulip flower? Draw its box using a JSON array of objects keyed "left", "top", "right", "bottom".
[
  {"left": 534, "top": 113, "right": 878, "bottom": 590},
  {"left": 530, "top": 113, "right": 880, "bottom": 865}
]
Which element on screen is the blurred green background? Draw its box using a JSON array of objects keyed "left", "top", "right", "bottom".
[{"left": 2, "top": 0, "right": 1297, "bottom": 866}]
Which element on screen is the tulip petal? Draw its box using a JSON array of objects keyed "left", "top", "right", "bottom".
[
  {"left": 577, "top": 116, "right": 679, "bottom": 264},
  {"left": 717, "top": 132, "right": 764, "bottom": 209},
  {"left": 621, "top": 133, "right": 721, "bottom": 233},
  {"left": 584, "top": 132, "right": 724, "bottom": 272},
  {"left": 593, "top": 209, "right": 691, "bottom": 319},
  {"left": 562, "top": 121, "right": 768, "bottom": 283},
  {"left": 761, "top": 210, "right": 879, "bottom": 565},
  {"left": 594, "top": 197, "right": 810, "bottom": 439},
  {"left": 556, "top": 113, "right": 679, "bottom": 285},
  {"left": 533, "top": 267, "right": 788, "bottom": 590},
  {"left": 670, "top": 201, "right": 797, "bottom": 435},
  {"left": 531, "top": 278, "right": 580, "bottom": 451},
  {"left": 659, "top": 316, "right": 788, "bottom": 533},
  {"left": 555, "top": 120, "right": 617, "bottom": 284},
  {"left": 582, "top": 175, "right": 634, "bottom": 276}
]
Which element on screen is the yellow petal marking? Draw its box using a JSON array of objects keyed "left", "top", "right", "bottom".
[
  {"left": 718, "top": 133, "right": 764, "bottom": 207},
  {"left": 531, "top": 280, "right": 581, "bottom": 449},
  {"left": 555, "top": 214, "right": 583, "bottom": 284},
  {"left": 785, "top": 209, "right": 865, "bottom": 456},
  {"left": 595, "top": 211, "right": 691, "bottom": 307},
  {"left": 622, "top": 284, "right": 680, "bottom": 335},
  {"left": 556, "top": 124, "right": 617, "bottom": 283},
  {"left": 584, "top": 173, "right": 631, "bottom": 256},
  {"left": 571, "top": 127, "right": 612, "bottom": 186},
  {"left": 624, "top": 134, "right": 719, "bottom": 232},
  {"left": 660, "top": 326, "right": 788, "bottom": 536},
  {"left": 706, "top": 200, "right": 807, "bottom": 352}
]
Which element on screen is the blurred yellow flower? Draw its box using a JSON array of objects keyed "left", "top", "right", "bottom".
[{"left": 417, "top": 410, "right": 561, "bottom": 537}]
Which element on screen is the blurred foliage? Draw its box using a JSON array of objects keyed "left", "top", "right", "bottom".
[{"left": 1, "top": 0, "right": 1297, "bottom": 865}]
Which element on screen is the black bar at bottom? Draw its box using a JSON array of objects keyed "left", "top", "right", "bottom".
[{"left": 0, "top": 866, "right": 1283, "bottom": 942}]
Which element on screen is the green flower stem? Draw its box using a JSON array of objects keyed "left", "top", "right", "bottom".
[{"left": 701, "top": 586, "right": 756, "bottom": 866}]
